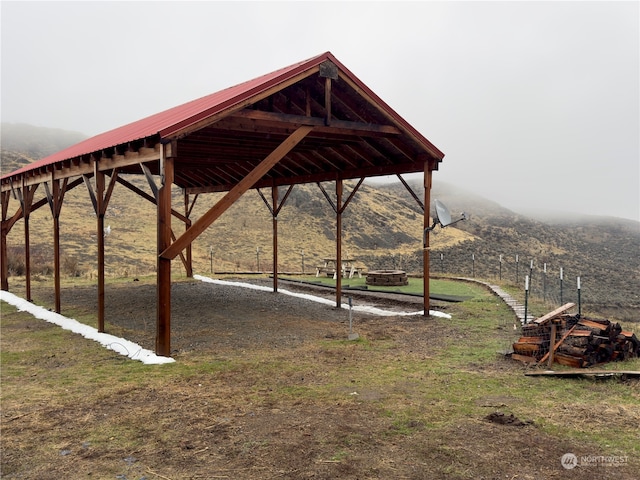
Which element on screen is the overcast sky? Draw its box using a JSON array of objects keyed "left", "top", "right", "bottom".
[{"left": 2, "top": 1, "right": 638, "bottom": 221}]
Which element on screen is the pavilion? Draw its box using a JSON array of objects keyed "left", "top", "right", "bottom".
[{"left": 1, "top": 52, "right": 445, "bottom": 356}]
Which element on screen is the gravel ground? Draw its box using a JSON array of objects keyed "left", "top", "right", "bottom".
[{"left": 51, "top": 277, "right": 446, "bottom": 356}]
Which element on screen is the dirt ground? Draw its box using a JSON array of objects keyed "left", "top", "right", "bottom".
[{"left": 2, "top": 278, "right": 638, "bottom": 479}]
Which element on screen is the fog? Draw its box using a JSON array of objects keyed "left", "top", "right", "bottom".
[{"left": 1, "top": 1, "right": 638, "bottom": 221}]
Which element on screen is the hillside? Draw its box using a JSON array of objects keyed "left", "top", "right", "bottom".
[
  {"left": 2, "top": 125, "right": 638, "bottom": 322},
  {"left": 378, "top": 180, "right": 639, "bottom": 320}
]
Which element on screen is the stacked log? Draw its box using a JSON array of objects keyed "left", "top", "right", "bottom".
[
  {"left": 553, "top": 318, "right": 639, "bottom": 368},
  {"left": 511, "top": 304, "right": 639, "bottom": 367}
]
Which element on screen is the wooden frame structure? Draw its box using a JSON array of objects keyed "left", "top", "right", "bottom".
[{"left": 1, "top": 52, "right": 444, "bottom": 357}]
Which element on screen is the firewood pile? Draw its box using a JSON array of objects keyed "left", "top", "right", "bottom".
[{"left": 512, "top": 303, "right": 640, "bottom": 368}]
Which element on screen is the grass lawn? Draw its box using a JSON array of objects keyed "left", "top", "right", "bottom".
[
  {"left": 2, "top": 275, "right": 639, "bottom": 479},
  {"left": 281, "top": 274, "right": 481, "bottom": 299}
]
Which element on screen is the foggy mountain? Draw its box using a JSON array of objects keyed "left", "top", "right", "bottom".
[{"left": 1, "top": 123, "right": 87, "bottom": 168}]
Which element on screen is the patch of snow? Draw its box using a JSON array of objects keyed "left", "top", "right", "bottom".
[
  {"left": 0, "top": 290, "right": 175, "bottom": 365},
  {"left": 193, "top": 275, "right": 452, "bottom": 319}
]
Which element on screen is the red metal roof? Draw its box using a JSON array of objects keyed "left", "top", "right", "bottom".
[{"left": 2, "top": 51, "right": 443, "bottom": 182}]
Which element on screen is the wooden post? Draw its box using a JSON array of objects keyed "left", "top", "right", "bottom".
[
  {"left": 0, "top": 225, "right": 7, "bottom": 291},
  {"left": 85, "top": 166, "right": 117, "bottom": 333},
  {"left": 95, "top": 168, "right": 106, "bottom": 332},
  {"left": 548, "top": 321, "right": 558, "bottom": 368},
  {"left": 335, "top": 178, "right": 343, "bottom": 308},
  {"left": 52, "top": 179, "right": 61, "bottom": 313},
  {"left": 19, "top": 183, "right": 36, "bottom": 301},
  {"left": 0, "top": 193, "right": 8, "bottom": 291},
  {"left": 23, "top": 214, "right": 31, "bottom": 300},
  {"left": 156, "top": 149, "right": 174, "bottom": 357},
  {"left": 272, "top": 185, "right": 278, "bottom": 292},
  {"left": 423, "top": 162, "right": 432, "bottom": 316}
]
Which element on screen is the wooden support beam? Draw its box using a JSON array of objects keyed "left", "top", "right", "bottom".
[
  {"left": 170, "top": 228, "right": 189, "bottom": 273},
  {"left": 156, "top": 148, "right": 174, "bottom": 357},
  {"left": 0, "top": 177, "right": 82, "bottom": 293},
  {"left": 42, "top": 176, "right": 71, "bottom": 312},
  {"left": 259, "top": 184, "right": 295, "bottom": 292},
  {"left": 397, "top": 173, "right": 424, "bottom": 211},
  {"left": 0, "top": 222, "right": 7, "bottom": 291},
  {"left": 423, "top": 161, "right": 433, "bottom": 316},
  {"left": 84, "top": 167, "right": 119, "bottom": 332},
  {"left": 141, "top": 163, "right": 159, "bottom": 200},
  {"left": 257, "top": 185, "right": 295, "bottom": 218},
  {"left": 316, "top": 177, "right": 363, "bottom": 308},
  {"left": 0, "top": 145, "right": 161, "bottom": 192},
  {"left": 160, "top": 125, "right": 313, "bottom": 261},
  {"left": 339, "top": 178, "right": 364, "bottom": 213},
  {"left": 20, "top": 183, "right": 37, "bottom": 301},
  {"left": 222, "top": 110, "right": 402, "bottom": 137},
  {"left": 51, "top": 178, "right": 64, "bottom": 313},
  {"left": 335, "top": 178, "right": 342, "bottom": 308},
  {"left": 95, "top": 167, "right": 106, "bottom": 332},
  {"left": 272, "top": 185, "right": 278, "bottom": 292},
  {"left": 23, "top": 206, "right": 31, "bottom": 300},
  {"left": 0, "top": 191, "right": 9, "bottom": 290},
  {"left": 83, "top": 175, "right": 98, "bottom": 213},
  {"left": 316, "top": 182, "right": 337, "bottom": 213},
  {"left": 115, "top": 176, "right": 188, "bottom": 223},
  {"left": 183, "top": 191, "right": 193, "bottom": 277}
]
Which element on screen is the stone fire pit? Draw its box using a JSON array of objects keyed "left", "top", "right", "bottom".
[{"left": 365, "top": 270, "right": 408, "bottom": 287}]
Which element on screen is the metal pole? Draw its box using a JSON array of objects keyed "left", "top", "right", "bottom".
[
  {"left": 440, "top": 253, "right": 444, "bottom": 274},
  {"left": 499, "top": 254, "right": 502, "bottom": 281},
  {"left": 210, "top": 246, "right": 213, "bottom": 274},
  {"left": 543, "top": 263, "right": 547, "bottom": 302},
  {"left": 515, "top": 254, "right": 519, "bottom": 285},
  {"left": 529, "top": 260, "right": 534, "bottom": 296},
  {"left": 577, "top": 276, "right": 581, "bottom": 317},
  {"left": 560, "top": 267, "right": 564, "bottom": 305},
  {"left": 472, "top": 253, "right": 475, "bottom": 278},
  {"left": 524, "top": 275, "right": 529, "bottom": 324}
]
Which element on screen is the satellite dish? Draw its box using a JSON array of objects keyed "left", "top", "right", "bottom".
[
  {"left": 425, "top": 199, "right": 468, "bottom": 234},
  {"left": 424, "top": 199, "right": 467, "bottom": 247},
  {"left": 435, "top": 200, "right": 453, "bottom": 227}
]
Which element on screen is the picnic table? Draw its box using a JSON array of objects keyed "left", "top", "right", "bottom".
[{"left": 315, "top": 258, "right": 364, "bottom": 279}]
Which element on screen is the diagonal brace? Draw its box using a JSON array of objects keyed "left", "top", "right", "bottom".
[{"left": 160, "top": 125, "right": 313, "bottom": 260}]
